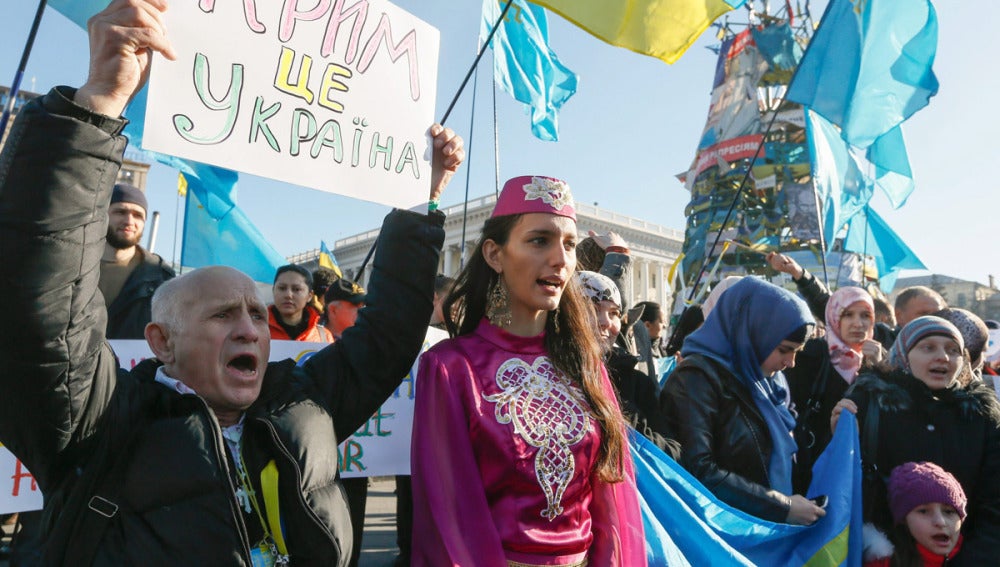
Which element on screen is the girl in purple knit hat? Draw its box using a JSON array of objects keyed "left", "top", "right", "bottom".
[{"left": 864, "top": 462, "right": 967, "bottom": 566}]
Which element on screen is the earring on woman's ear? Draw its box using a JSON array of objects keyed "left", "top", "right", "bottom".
[{"left": 486, "top": 277, "right": 512, "bottom": 328}]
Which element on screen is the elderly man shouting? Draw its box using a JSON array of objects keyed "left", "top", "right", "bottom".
[{"left": 0, "top": 1, "right": 464, "bottom": 565}]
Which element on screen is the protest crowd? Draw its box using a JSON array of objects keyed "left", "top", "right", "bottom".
[{"left": 0, "top": 1, "right": 998, "bottom": 566}]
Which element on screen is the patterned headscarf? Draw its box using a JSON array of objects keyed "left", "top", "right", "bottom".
[
  {"left": 934, "top": 308, "right": 989, "bottom": 368},
  {"left": 889, "top": 316, "right": 964, "bottom": 371},
  {"left": 575, "top": 271, "right": 621, "bottom": 308},
  {"left": 825, "top": 286, "right": 874, "bottom": 384}
]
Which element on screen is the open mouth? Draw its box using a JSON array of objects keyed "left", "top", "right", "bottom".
[
  {"left": 538, "top": 278, "right": 563, "bottom": 291},
  {"left": 228, "top": 354, "right": 258, "bottom": 376},
  {"left": 931, "top": 534, "right": 953, "bottom": 546},
  {"left": 928, "top": 366, "right": 952, "bottom": 378}
]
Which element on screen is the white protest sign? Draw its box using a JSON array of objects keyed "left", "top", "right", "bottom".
[
  {"left": 144, "top": 0, "right": 440, "bottom": 209},
  {"left": 0, "top": 330, "right": 447, "bottom": 513},
  {"left": 0, "top": 443, "right": 42, "bottom": 514}
]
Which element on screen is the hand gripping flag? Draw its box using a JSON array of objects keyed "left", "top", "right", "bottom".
[{"left": 631, "top": 410, "right": 862, "bottom": 566}]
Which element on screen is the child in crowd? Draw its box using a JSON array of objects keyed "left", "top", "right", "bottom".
[{"left": 864, "top": 462, "right": 966, "bottom": 566}]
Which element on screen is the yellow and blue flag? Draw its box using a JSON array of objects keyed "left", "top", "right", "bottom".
[
  {"left": 481, "top": 0, "right": 578, "bottom": 141},
  {"left": 632, "top": 410, "right": 862, "bottom": 566},
  {"left": 318, "top": 241, "right": 343, "bottom": 278},
  {"left": 529, "top": 0, "right": 746, "bottom": 65},
  {"left": 787, "top": 0, "right": 939, "bottom": 149}
]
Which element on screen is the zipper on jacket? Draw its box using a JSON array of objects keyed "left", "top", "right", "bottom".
[
  {"left": 255, "top": 417, "right": 340, "bottom": 546},
  {"left": 193, "top": 395, "right": 255, "bottom": 564}
]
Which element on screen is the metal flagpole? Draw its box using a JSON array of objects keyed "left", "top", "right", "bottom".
[
  {"left": 458, "top": 68, "right": 479, "bottom": 272},
  {"left": 354, "top": 0, "right": 513, "bottom": 280},
  {"left": 0, "top": 0, "right": 49, "bottom": 139}
]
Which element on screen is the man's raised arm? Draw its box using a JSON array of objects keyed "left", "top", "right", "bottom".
[{"left": 0, "top": 0, "right": 176, "bottom": 489}]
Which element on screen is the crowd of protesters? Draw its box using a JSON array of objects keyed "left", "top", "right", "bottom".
[{"left": 1, "top": 2, "right": 999, "bottom": 566}]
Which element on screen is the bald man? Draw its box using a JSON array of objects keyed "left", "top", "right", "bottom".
[{"left": 0, "top": 1, "right": 464, "bottom": 564}]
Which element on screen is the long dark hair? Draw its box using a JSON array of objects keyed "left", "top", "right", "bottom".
[
  {"left": 888, "top": 522, "right": 922, "bottom": 567},
  {"left": 443, "top": 214, "right": 627, "bottom": 482}
]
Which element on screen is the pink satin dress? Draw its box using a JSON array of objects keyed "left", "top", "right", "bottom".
[{"left": 411, "top": 319, "right": 646, "bottom": 567}]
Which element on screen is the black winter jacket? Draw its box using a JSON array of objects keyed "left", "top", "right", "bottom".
[
  {"left": 658, "top": 354, "right": 791, "bottom": 522},
  {"left": 847, "top": 371, "right": 1000, "bottom": 567},
  {"left": 0, "top": 88, "right": 444, "bottom": 566},
  {"left": 105, "top": 247, "right": 175, "bottom": 339},
  {"left": 606, "top": 346, "right": 678, "bottom": 459},
  {"left": 785, "top": 338, "right": 874, "bottom": 493}
]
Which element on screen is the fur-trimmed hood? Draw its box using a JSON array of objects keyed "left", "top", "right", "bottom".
[
  {"left": 862, "top": 523, "right": 894, "bottom": 562},
  {"left": 849, "top": 370, "right": 1000, "bottom": 423}
]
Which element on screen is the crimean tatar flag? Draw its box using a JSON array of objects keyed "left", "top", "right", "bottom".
[{"left": 529, "top": 0, "right": 747, "bottom": 64}]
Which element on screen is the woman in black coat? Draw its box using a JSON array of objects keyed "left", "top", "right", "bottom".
[
  {"left": 787, "top": 286, "right": 884, "bottom": 492},
  {"left": 658, "top": 278, "right": 825, "bottom": 525},
  {"left": 833, "top": 316, "right": 1000, "bottom": 567}
]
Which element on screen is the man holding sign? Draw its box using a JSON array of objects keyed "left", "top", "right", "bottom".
[{"left": 0, "top": 1, "right": 463, "bottom": 565}]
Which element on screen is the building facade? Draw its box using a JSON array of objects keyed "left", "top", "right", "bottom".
[
  {"left": 894, "top": 274, "right": 1000, "bottom": 322},
  {"left": 317, "top": 194, "right": 685, "bottom": 309}
]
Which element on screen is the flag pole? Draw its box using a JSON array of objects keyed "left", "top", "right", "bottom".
[
  {"left": 355, "top": 0, "right": 512, "bottom": 280},
  {"left": 684, "top": 105, "right": 783, "bottom": 304},
  {"left": 440, "top": 0, "right": 514, "bottom": 126},
  {"left": 458, "top": 67, "right": 480, "bottom": 273},
  {"left": 0, "top": 0, "right": 49, "bottom": 139},
  {"left": 810, "top": 164, "right": 831, "bottom": 287},
  {"left": 663, "top": 99, "right": 782, "bottom": 354}
]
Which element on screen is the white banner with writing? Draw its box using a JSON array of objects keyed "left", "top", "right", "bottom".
[
  {"left": 144, "top": 0, "right": 440, "bottom": 209},
  {"left": 0, "top": 329, "right": 447, "bottom": 514}
]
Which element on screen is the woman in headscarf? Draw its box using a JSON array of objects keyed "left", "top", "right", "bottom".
[
  {"left": 787, "top": 286, "right": 881, "bottom": 492},
  {"left": 410, "top": 176, "right": 645, "bottom": 567},
  {"left": 658, "top": 277, "right": 825, "bottom": 524},
  {"left": 576, "top": 271, "right": 677, "bottom": 458},
  {"left": 832, "top": 316, "right": 1000, "bottom": 565}
]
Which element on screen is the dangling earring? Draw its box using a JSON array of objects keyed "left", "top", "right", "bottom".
[
  {"left": 486, "top": 277, "right": 512, "bottom": 328},
  {"left": 552, "top": 307, "right": 561, "bottom": 334}
]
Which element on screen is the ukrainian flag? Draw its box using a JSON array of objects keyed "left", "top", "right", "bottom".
[
  {"left": 529, "top": 0, "right": 746, "bottom": 64},
  {"left": 319, "top": 241, "right": 342, "bottom": 278},
  {"left": 633, "top": 410, "right": 862, "bottom": 565}
]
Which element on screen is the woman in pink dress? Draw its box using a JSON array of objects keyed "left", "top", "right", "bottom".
[{"left": 410, "top": 175, "right": 646, "bottom": 567}]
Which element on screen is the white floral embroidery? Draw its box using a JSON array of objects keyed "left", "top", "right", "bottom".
[
  {"left": 522, "top": 177, "right": 574, "bottom": 210},
  {"left": 484, "top": 357, "right": 591, "bottom": 520}
]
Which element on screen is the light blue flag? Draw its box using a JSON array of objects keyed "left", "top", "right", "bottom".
[
  {"left": 48, "top": 0, "right": 285, "bottom": 282},
  {"left": 48, "top": 0, "right": 108, "bottom": 27},
  {"left": 845, "top": 207, "right": 925, "bottom": 293},
  {"left": 632, "top": 410, "right": 862, "bottom": 566},
  {"left": 182, "top": 184, "right": 285, "bottom": 283},
  {"left": 805, "top": 109, "right": 873, "bottom": 249},
  {"left": 481, "top": 0, "right": 578, "bottom": 141},
  {"left": 786, "top": 0, "right": 939, "bottom": 149},
  {"left": 805, "top": 109, "right": 917, "bottom": 251}
]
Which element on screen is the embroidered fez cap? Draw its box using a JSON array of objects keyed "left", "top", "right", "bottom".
[{"left": 491, "top": 175, "right": 576, "bottom": 221}]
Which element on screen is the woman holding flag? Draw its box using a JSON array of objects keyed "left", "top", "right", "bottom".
[{"left": 658, "top": 277, "right": 826, "bottom": 525}]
